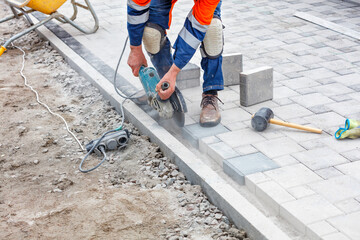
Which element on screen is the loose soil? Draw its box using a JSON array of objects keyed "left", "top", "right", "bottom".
[{"left": 0, "top": 3, "right": 248, "bottom": 240}]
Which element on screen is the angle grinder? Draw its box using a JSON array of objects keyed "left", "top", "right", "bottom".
[{"left": 138, "top": 66, "right": 187, "bottom": 127}]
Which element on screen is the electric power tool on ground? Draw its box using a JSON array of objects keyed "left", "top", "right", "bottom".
[{"left": 138, "top": 66, "right": 187, "bottom": 127}]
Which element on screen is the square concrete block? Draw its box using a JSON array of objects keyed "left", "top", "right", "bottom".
[
  {"left": 306, "top": 221, "right": 338, "bottom": 240},
  {"left": 223, "top": 152, "right": 279, "bottom": 185},
  {"left": 182, "top": 123, "right": 229, "bottom": 148},
  {"left": 240, "top": 66, "right": 273, "bottom": 107},
  {"left": 280, "top": 195, "right": 342, "bottom": 234},
  {"left": 208, "top": 142, "right": 239, "bottom": 166},
  {"left": 176, "top": 63, "right": 200, "bottom": 90},
  {"left": 328, "top": 212, "right": 360, "bottom": 240},
  {"left": 176, "top": 63, "right": 200, "bottom": 81},
  {"left": 222, "top": 53, "right": 243, "bottom": 86}
]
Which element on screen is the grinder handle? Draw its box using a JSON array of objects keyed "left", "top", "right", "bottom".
[{"left": 270, "top": 119, "right": 322, "bottom": 134}]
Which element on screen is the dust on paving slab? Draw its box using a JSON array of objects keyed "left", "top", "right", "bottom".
[{"left": 0, "top": 4, "right": 249, "bottom": 240}]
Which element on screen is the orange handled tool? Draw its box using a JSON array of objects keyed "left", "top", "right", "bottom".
[{"left": 252, "top": 107, "right": 322, "bottom": 134}]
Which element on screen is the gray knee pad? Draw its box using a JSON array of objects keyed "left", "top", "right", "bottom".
[
  {"left": 142, "top": 23, "right": 166, "bottom": 55},
  {"left": 201, "top": 17, "right": 224, "bottom": 59}
]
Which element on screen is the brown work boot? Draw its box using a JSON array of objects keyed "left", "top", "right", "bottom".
[{"left": 200, "top": 93, "right": 222, "bottom": 127}]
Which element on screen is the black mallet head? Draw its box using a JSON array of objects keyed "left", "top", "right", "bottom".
[{"left": 251, "top": 107, "right": 274, "bottom": 132}]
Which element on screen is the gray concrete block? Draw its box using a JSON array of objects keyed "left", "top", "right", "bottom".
[
  {"left": 224, "top": 153, "right": 279, "bottom": 185},
  {"left": 208, "top": 142, "right": 240, "bottom": 166},
  {"left": 240, "top": 66, "right": 273, "bottom": 107},
  {"left": 176, "top": 63, "right": 200, "bottom": 90},
  {"left": 176, "top": 62, "right": 200, "bottom": 81},
  {"left": 176, "top": 78, "right": 200, "bottom": 90},
  {"left": 222, "top": 53, "right": 243, "bottom": 86},
  {"left": 182, "top": 123, "right": 229, "bottom": 148}
]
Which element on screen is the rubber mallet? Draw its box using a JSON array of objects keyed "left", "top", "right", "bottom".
[{"left": 251, "top": 107, "right": 322, "bottom": 134}]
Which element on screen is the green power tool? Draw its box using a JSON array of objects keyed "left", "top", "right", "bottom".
[{"left": 138, "top": 66, "right": 187, "bottom": 127}]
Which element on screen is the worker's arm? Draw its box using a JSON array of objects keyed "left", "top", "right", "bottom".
[
  {"left": 127, "top": 0, "right": 151, "bottom": 46},
  {"left": 127, "top": 0, "right": 151, "bottom": 76}
]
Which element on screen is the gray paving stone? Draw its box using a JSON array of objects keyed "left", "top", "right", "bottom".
[
  {"left": 234, "top": 144, "right": 258, "bottom": 156},
  {"left": 341, "top": 149, "right": 360, "bottom": 162},
  {"left": 281, "top": 77, "right": 321, "bottom": 90},
  {"left": 219, "top": 101, "right": 238, "bottom": 111},
  {"left": 265, "top": 163, "right": 322, "bottom": 189},
  {"left": 182, "top": 123, "right": 229, "bottom": 148},
  {"left": 272, "top": 155, "right": 299, "bottom": 167},
  {"left": 217, "top": 128, "right": 266, "bottom": 148},
  {"left": 329, "top": 94, "right": 353, "bottom": 102},
  {"left": 309, "top": 175, "right": 360, "bottom": 203},
  {"left": 313, "top": 83, "right": 354, "bottom": 97},
  {"left": 304, "top": 112, "right": 346, "bottom": 131},
  {"left": 208, "top": 142, "right": 239, "bottom": 166},
  {"left": 335, "top": 198, "right": 360, "bottom": 214},
  {"left": 318, "top": 136, "right": 360, "bottom": 153},
  {"left": 176, "top": 62, "right": 200, "bottom": 81},
  {"left": 328, "top": 212, "right": 360, "bottom": 240},
  {"left": 256, "top": 181, "right": 296, "bottom": 215},
  {"left": 274, "top": 86, "right": 299, "bottom": 99},
  {"left": 245, "top": 172, "right": 271, "bottom": 194},
  {"left": 220, "top": 108, "right": 252, "bottom": 125},
  {"left": 336, "top": 161, "right": 360, "bottom": 182},
  {"left": 222, "top": 53, "right": 243, "bottom": 86},
  {"left": 223, "top": 121, "right": 247, "bottom": 131},
  {"left": 272, "top": 103, "right": 313, "bottom": 120},
  {"left": 306, "top": 221, "right": 338, "bottom": 240},
  {"left": 218, "top": 89, "right": 240, "bottom": 103},
  {"left": 280, "top": 195, "right": 342, "bottom": 233},
  {"left": 315, "top": 167, "right": 344, "bottom": 180},
  {"left": 275, "top": 62, "right": 307, "bottom": 74},
  {"left": 291, "top": 93, "right": 334, "bottom": 108},
  {"left": 292, "top": 148, "right": 348, "bottom": 171},
  {"left": 308, "top": 105, "right": 332, "bottom": 114},
  {"left": 332, "top": 73, "right": 360, "bottom": 87},
  {"left": 199, "top": 136, "right": 220, "bottom": 155},
  {"left": 240, "top": 66, "right": 273, "bottom": 107},
  {"left": 300, "top": 67, "right": 339, "bottom": 81},
  {"left": 224, "top": 153, "right": 279, "bottom": 185},
  {"left": 319, "top": 59, "right": 355, "bottom": 71},
  {"left": 272, "top": 97, "right": 293, "bottom": 106},
  {"left": 335, "top": 68, "right": 355, "bottom": 75},
  {"left": 327, "top": 99, "right": 360, "bottom": 117},
  {"left": 322, "top": 232, "right": 351, "bottom": 240},
  {"left": 254, "top": 137, "right": 305, "bottom": 159},
  {"left": 288, "top": 185, "right": 316, "bottom": 199}
]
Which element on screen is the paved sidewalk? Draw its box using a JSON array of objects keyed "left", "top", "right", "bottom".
[{"left": 34, "top": 0, "right": 360, "bottom": 239}]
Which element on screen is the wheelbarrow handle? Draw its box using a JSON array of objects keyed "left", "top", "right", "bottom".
[{"left": 0, "top": 46, "right": 6, "bottom": 56}]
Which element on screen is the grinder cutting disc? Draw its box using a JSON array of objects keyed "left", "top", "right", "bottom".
[{"left": 169, "top": 87, "right": 187, "bottom": 127}]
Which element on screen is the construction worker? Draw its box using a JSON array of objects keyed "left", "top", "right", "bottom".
[{"left": 127, "top": 0, "right": 224, "bottom": 127}]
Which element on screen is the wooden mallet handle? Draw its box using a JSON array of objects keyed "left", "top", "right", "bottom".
[{"left": 269, "top": 119, "right": 322, "bottom": 134}]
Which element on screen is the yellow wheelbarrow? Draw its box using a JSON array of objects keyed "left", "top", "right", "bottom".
[{"left": 0, "top": 0, "right": 99, "bottom": 56}]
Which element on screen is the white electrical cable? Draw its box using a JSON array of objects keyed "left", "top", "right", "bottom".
[{"left": 13, "top": 44, "right": 85, "bottom": 151}]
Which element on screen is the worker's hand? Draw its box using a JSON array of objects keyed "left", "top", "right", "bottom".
[
  {"left": 156, "top": 64, "right": 181, "bottom": 100},
  {"left": 128, "top": 45, "right": 147, "bottom": 77}
]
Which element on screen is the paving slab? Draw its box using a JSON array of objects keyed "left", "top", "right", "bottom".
[
  {"left": 308, "top": 175, "right": 360, "bottom": 203},
  {"left": 224, "top": 153, "right": 279, "bottom": 185},
  {"left": 327, "top": 212, "right": 360, "bottom": 240}
]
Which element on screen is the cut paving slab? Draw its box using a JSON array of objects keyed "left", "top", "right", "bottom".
[
  {"left": 182, "top": 123, "right": 229, "bottom": 148},
  {"left": 224, "top": 152, "right": 279, "bottom": 185}
]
